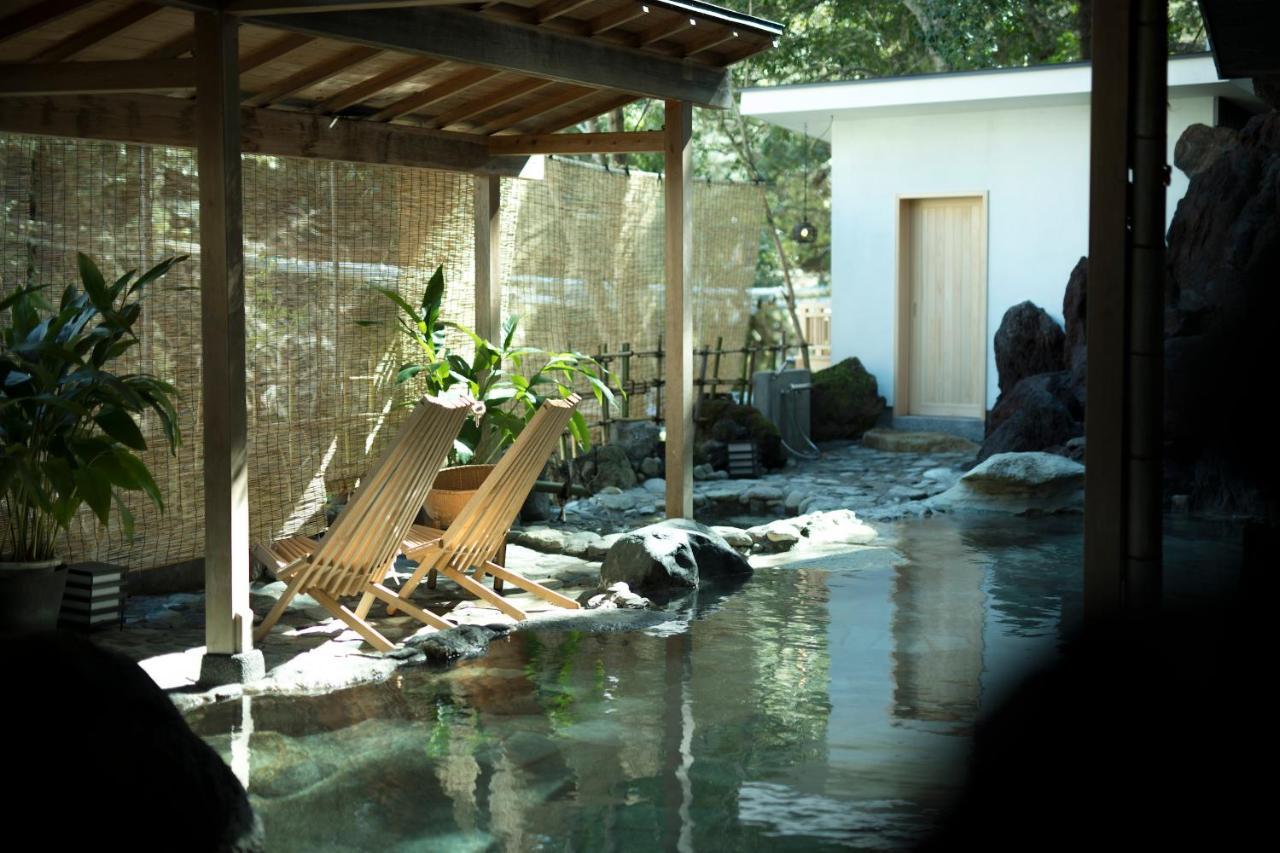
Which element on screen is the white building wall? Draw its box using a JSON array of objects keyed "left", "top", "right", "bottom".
[{"left": 829, "top": 95, "right": 1215, "bottom": 410}]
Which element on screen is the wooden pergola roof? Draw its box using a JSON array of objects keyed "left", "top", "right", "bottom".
[
  {"left": 0, "top": 0, "right": 782, "bottom": 677},
  {"left": 0, "top": 1, "right": 783, "bottom": 172}
]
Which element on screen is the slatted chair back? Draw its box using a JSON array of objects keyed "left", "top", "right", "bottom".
[
  {"left": 306, "top": 394, "right": 474, "bottom": 597},
  {"left": 440, "top": 394, "right": 580, "bottom": 571}
]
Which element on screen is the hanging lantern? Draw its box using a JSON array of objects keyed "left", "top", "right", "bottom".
[
  {"left": 791, "top": 220, "right": 818, "bottom": 243},
  {"left": 792, "top": 122, "right": 818, "bottom": 244}
]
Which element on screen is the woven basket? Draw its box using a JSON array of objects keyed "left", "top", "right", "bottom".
[{"left": 424, "top": 464, "right": 496, "bottom": 528}]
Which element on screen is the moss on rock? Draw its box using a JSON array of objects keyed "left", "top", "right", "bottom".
[{"left": 811, "top": 357, "right": 886, "bottom": 441}]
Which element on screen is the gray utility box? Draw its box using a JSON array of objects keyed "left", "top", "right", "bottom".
[{"left": 752, "top": 369, "right": 812, "bottom": 458}]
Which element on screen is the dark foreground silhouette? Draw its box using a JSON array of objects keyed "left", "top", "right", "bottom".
[{"left": 1, "top": 632, "right": 262, "bottom": 852}]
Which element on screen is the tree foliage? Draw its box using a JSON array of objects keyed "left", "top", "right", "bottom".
[{"left": 582, "top": 2, "right": 1209, "bottom": 290}]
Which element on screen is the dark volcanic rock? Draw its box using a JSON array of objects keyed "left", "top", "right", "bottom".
[
  {"left": 1061, "top": 257, "right": 1088, "bottom": 407},
  {"left": 993, "top": 301, "right": 1066, "bottom": 396},
  {"left": 809, "top": 357, "right": 886, "bottom": 441},
  {"left": 979, "top": 372, "right": 1083, "bottom": 462},
  {"left": 1164, "top": 112, "right": 1280, "bottom": 518},
  {"left": 1173, "top": 123, "right": 1241, "bottom": 179},
  {"left": 405, "top": 624, "right": 504, "bottom": 664},
  {"left": 600, "top": 519, "right": 751, "bottom": 598},
  {"left": 3, "top": 632, "right": 263, "bottom": 851}
]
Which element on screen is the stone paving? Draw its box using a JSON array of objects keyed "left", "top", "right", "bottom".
[{"left": 92, "top": 435, "right": 980, "bottom": 708}]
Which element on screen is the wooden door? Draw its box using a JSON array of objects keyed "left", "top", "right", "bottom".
[{"left": 900, "top": 196, "right": 987, "bottom": 419}]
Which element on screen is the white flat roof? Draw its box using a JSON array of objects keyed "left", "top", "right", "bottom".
[{"left": 741, "top": 54, "right": 1258, "bottom": 137}]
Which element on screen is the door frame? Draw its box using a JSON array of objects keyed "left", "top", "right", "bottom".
[{"left": 893, "top": 191, "right": 990, "bottom": 419}]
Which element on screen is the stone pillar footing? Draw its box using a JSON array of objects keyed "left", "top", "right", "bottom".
[{"left": 198, "top": 650, "right": 265, "bottom": 687}]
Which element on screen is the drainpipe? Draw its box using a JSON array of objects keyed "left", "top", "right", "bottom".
[{"left": 1126, "top": 0, "right": 1166, "bottom": 611}]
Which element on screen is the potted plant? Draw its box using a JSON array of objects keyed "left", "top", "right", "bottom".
[
  {"left": 0, "top": 253, "right": 183, "bottom": 631},
  {"left": 365, "top": 265, "right": 617, "bottom": 525}
]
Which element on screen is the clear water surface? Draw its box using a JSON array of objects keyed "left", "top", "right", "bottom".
[{"left": 185, "top": 514, "right": 1239, "bottom": 852}]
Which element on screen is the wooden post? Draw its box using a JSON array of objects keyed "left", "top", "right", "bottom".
[
  {"left": 473, "top": 173, "right": 501, "bottom": 345},
  {"left": 663, "top": 100, "right": 693, "bottom": 518},
  {"left": 710, "top": 335, "right": 724, "bottom": 398},
  {"left": 597, "top": 342, "right": 610, "bottom": 440},
  {"left": 620, "top": 342, "right": 632, "bottom": 418},
  {"left": 195, "top": 10, "right": 253, "bottom": 667},
  {"left": 1084, "top": 0, "right": 1133, "bottom": 622}
]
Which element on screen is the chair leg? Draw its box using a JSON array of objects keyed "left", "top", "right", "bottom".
[
  {"left": 252, "top": 573, "right": 304, "bottom": 643},
  {"left": 389, "top": 547, "right": 442, "bottom": 615},
  {"left": 492, "top": 541, "right": 507, "bottom": 591},
  {"left": 439, "top": 564, "right": 528, "bottom": 621},
  {"left": 483, "top": 560, "right": 581, "bottom": 610},
  {"left": 354, "top": 590, "right": 377, "bottom": 621},
  {"left": 368, "top": 584, "right": 452, "bottom": 631},
  {"left": 311, "top": 590, "right": 395, "bottom": 652}
]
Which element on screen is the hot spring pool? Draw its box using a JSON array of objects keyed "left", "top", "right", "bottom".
[{"left": 185, "top": 514, "right": 1239, "bottom": 851}]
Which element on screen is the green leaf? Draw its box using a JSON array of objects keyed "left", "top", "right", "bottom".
[
  {"left": 0, "top": 284, "right": 52, "bottom": 313},
  {"left": 94, "top": 407, "right": 147, "bottom": 450},
  {"left": 422, "top": 265, "right": 446, "bottom": 316},
  {"left": 77, "top": 252, "right": 112, "bottom": 312},
  {"left": 502, "top": 314, "right": 520, "bottom": 349},
  {"left": 112, "top": 451, "right": 163, "bottom": 510},
  {"left": 569, "top": 410, "right": 591, "bottom": 452},
  {"left": 395, "top": 364, "right": 426, "bottom": 384},
  {"left": 73, "top": 466, "right": 112, "bottom": 526},
  {"left": 117, "top": 501, "right": 136, "bottom": 538}
]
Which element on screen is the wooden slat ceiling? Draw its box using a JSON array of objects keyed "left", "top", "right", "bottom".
[{"left": 0, "top": 0, "right": 783, "bottom": 138}]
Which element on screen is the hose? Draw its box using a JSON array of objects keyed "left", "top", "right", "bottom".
[{"left": 779, "top": 381, "right": 822, "bottom": 461}]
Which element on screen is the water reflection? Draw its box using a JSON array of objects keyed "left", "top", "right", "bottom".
[{"left": 185, "top": 514, "right": 1231, "bottom": 851}]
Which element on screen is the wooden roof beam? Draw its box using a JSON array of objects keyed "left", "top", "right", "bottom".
[
  {"left": 370, "top": 66, "right": 498, "bottom": 122},
  {"left": 426, "top": 76, "right": 553, "bottom": 129},
  {"left": 0, "top": 91, "right": 524, "bottom": 175},
  {"left": 244, "top": 4, "right": 733, "bottom": 107},
  {"left": 242, "top": 44, "right": 381, "bottom": 107},
  {"left": 681, "top": 27, "right": 738, "bottom": 58},
  {"left": 488, "top": 130, "right": 662, "bottom": 156},
  {"left": 476, "top": 84, "right": 594, "bottom": 135},
  {"left": 315, "top": 55, "right": 441, "bottom": 113},
  {"left": 29, "top": 2, "right": 161, "bottom": 63},
  {"left": 0, "top": 59, "right": 195, "bottom": 95},
  {"left": 534, "top": 0, "right": 595, "bottom": 24},
  {"left": 0, "top": 0, "right": 95, "bottom": 45}
]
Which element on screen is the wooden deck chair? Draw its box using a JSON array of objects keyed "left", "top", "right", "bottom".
[
  {"left": 389, "top": 394, "right": 584, "bottom": 621},
  {"left": 250, "top": 394, "right": 478, "bottom": 652}
]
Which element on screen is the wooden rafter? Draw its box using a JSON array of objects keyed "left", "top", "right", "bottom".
[
  {"left": 370, "top": 66, "right": 498, "bottom": 122},
  {"left": 238, "top": 5, "right": 734, "bottom": 108},
  {"left": 29, "top": 2, "right": 160, "bottom": 63},
  {"left": 426, "top": 76, "right": 552, "bottom": 129},
  {"left": 0, "top": 59, "right": 195, "bottom": 95},
  {"left": 589, "top": 3, "right": 650, "bottom": 36},
  {"left": 535, "top": 0, "right": 594, "bottom": 24},
  {"left": 238, "top": 32, "right": 313, "bottom": 73},
  {"left": 477, "top": 84, "right": 593, "bottom": 135},
  {"left": 225, "top": 1, "right": 476, "bottom": 12},
  {"left": 314, "top": 55, "right": 440, "bottom": 113},
  {"left": 682, "top": 27, "right": 738, "bottom": 58},
  {"left": 636, "top": 13, "right": 695, "bottom": 48},
  {"left": 145, "top": 30, "right": 196, "bottom": 59},
  {"left": 488, "top": 130, "right": 663, "bottom": 156},
  {"left": 0, "top": 0, "right": 95, "bottom": 45},
  {"left": 531, "top": 92, "right": 636, "bottom": 134},
  {"left": 242, "top": 44, "right": 380, "bottom": 107},
  {"left": 0, "top": 92, "right": 524, "bottom": 174}
]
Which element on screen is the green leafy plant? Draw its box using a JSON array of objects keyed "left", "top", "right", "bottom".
[
  {"left": 0, "top": 254, "right": 184, "bottom": 562},
  {"left": 365, "top": 265, "right": 617, "bottom": 465}
]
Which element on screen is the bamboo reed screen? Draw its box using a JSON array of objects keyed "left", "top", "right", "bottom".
[{"left": 0, "top": 135, "right": 763, "bottom": 570}]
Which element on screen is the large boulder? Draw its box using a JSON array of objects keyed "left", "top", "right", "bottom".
[
  {"left": 929, "top": 452, "right": 1085, "bottom": 515},
  {"left": 4, "top": 632, "right": 263, "bottom": 851},
  {"left": 1173, "top": 123, "right": 1241, "bottom": 179},
  {"left": 608, "top": 419, "right": 662, "bottom": 466},
  {"left": 600, "top": 519, "right": 751, "bottom": 597},
  {"left": 1061, "top": 257, "right": 1088, "bottom": 407},
  {"left": 993, "top": 301, "right": 1066, "bottom": 396},
  {"left": 979, "top": 372, "right": 1082, "bottom": 462},
  {"left": 696, "top": 398, "right": 785, "bottom": 470},
  {"left": 1164, "top": 112, "right": 1280, "bottom": 518},
  {"left": 745, "top": 509, "right": 878, "bottom": 554},
  {"left": 810, "top": 357, "right": 886, "bottom": 441},
  {"left": 587, "top": 444, "right": 637, "bottom": 492}
]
